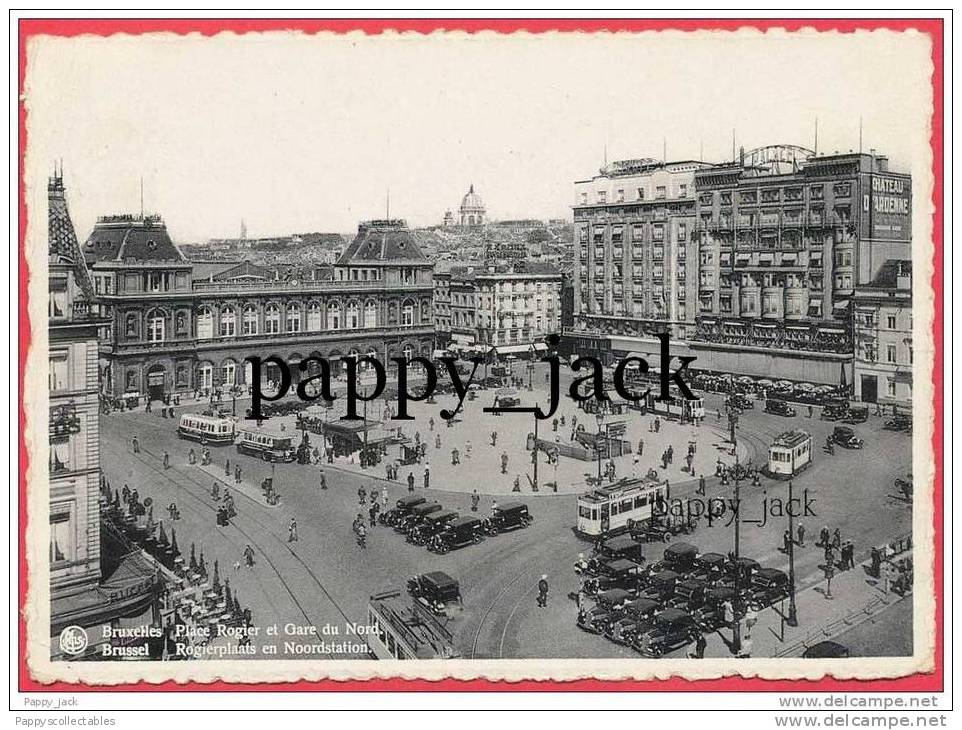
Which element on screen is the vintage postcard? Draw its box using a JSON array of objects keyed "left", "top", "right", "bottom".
[{"left": 20, "top": 21, "right": 941, "bottom": 687}]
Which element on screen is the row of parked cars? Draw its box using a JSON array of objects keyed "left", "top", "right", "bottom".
[
  {"left": 379, "top": 495, "right": 534, "bottom": 554},
  {"left": 575, "top": 537, "right": 791, "bottom": 656}
]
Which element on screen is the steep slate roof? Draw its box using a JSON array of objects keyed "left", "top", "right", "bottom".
[
  {"left": 83, "top": 216, "right": 186, "bottom": 265},
  {"left": 212, "top": 260, "right": 273, "bottom": 281},
  {"left": 863, "top": 259, "right": 912, "bottom": 289},
  {"left": 48, "top": 174, "right": 95, "bottom": 299},
  {"left": 336, "top": 220, "right": 429, "bottom": 265}
]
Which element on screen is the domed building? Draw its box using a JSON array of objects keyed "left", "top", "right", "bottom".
[{"left": 458, "top": 184, "right": 485, "bottom": 227}]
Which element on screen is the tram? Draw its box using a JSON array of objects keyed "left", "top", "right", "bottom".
[
  {"left": 177, "top": 413, "right": 235, "bottom": 445},
  {"left": 235, "top": 425, "right": 297, "bottom": 462},
  {"left": 766, "top": 429, "right": 813, "bottom": 479},
  {"left": 644, "top": 388, "right": 705, "bottom": 421},
  {"left": 576, "top": 476, "right": 669, "bottom": 539}
]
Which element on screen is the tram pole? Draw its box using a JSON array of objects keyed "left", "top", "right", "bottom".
[
  {"left": 532, "top": 406, "right": 539, "bottom": 491},
  {"left": 732, "top": 460, "right": 742, "bottom": 655},
  {"left": 786, "top": 479, "right": 799, "bottom": 627}
]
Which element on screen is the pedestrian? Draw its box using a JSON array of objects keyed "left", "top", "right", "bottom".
[
  {"left": 697, "top": 474, "right": 706, "bottom": 495},
  {"left": 832, "top": 528, "right": 841, "bottom": 549},
  {"left": 234, "top": 465, "right": 241, "bottom": 484},
  {"left": 423, "top": 465, "right": 431, "bottom": 490},
  {"left": 797, "top": 523, "right": 806, "bottom": 547},
  {"left": 188, "top": 448, "right": 196, "bottom": 465},
  {"left": 407, "top": 472, "right": 415, "bottom": 492},
  {"left": 451, "top": 448, "right": 460, "bottom": 465},
  {"left": 501, "top": 451, "right": 509, "bottom": 474},
  {"left": 745, "top": 606, "right": 758, "bottom": 634},
  {"left": 415, "top": 431, "right": 421, "bottom": 447},
  {"left": 552, "top": 418, "right": 558, "bottom": 432},
  {"left": 783, "top": 529, "right": 792, "bottom": 554},
  {"left": 386, "top": 461, "right": 393, "bottom": 480},
  {"left": 131, "top": 436, "right": 140, "bottom": 453},
  {"left": 491, "top": 431, "right": 498, "bottom": 446},
  {"left": 369, "top": 502, "right": 379, "bottom": 527},
  {"left": 382, "top": 487, "right": 389, "bottom": 508},
  {"left": 808, "top": 405, "right": 814, "bottom": 418},
  {"left": 244, "top": 544, "right": 255, "bottom": 569},
  {"left": 211, "top": 480, "right": 220, "bottom": 500},
  {"left": 819, "top": 525, "right": 830, "bottom": 547},
  {"left": 319, "top": 470, "right": 327, "bottom": 490},
  {"left": 163, "top": 451, "right": 170, "bottom": 469},
  {"left": 288, "top": 517, "right": 298, "bottom": 542},
  {"left": 358, "top": 486, "right": 367, "bottom": 505},
  {"left": 435, "top": 434, "right": 442, "bottom": 450},
  {"left": 471, "top": 490, "right": 480, "bottom": 512},
  {"left": 685, "top": 453, "right": 694, "bottom": 474},
  {"left": 537, "top": 575, "right": 549, "bottom": 608},
  {"left": 225, "top": 459, "right": 231, "bottom": 477},
  {"left": 690, "top": 632, "right": 707, "bottom": 659},
  {"left": 429, "top": 417, "right": 435, "bottom": 431}
]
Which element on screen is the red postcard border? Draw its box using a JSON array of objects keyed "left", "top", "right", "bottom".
[{"left": 17, "top": 16, "right": 945, "bottom": 694}]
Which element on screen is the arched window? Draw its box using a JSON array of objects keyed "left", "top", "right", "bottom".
[
  {"left": 219, "top": 306, "right": 236, "bottom": 337},
  {"left": 146, "top": 309, "right": 166, "bottom": 343},
  {"left": 402, "top": 344, "right": 414, "bottom": 360},
  {"left": 401, "top": 299, "right": 415, "bottom": 327},
  {"left": 196, "top": 307, "right": 213, "bottom": 339},
  {"left": 242, "top": 305, "right": 258, "bottom": 335},
  {"left": 125, "top": 313, "right": 139, "bottom": 338},
  {"left": 221, "top": 359, "right": 236, "bottom": 386},
  {"left": 363, "top": 348, "right": 377, "bottom": 370},
  {"left": 327, "top": 302, "right": 341, "bottom": 330},
  {"left": 364, "top": 300, "right": 377, "bottom": 329},
  {"left": 347, "top": 301, "right": 360, "bottom": 329},
  {"left": 197, "top": 362, "right": 214, "bottom": 390},
  {"left": 286, "top": 303, "right": 301, "bottom": 333},
  {"left": 265, "top": 304, "right": 280, "bottom": 334},
  {"left": 307, "top": 302, "right": 322, "bottom": 332}
]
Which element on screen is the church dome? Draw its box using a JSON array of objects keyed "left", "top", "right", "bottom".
[{"left": 460, "top": 184, "right": 485, "bottom": 212}]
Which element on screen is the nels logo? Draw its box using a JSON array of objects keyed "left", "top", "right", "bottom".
[{"left": 58, "top": 625, "right": 88, "bottom": 656}]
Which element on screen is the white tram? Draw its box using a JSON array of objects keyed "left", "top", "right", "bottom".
[
  {"left": 645, "top": 388, "right": 705, "bottom": 421},
  {"left": 577, "top": 477, "right": 669, "bottom": 538},
  {"left": 177, "top": 414, "right": 235, "bottom": 445},
  {"left": 766, "top": 429, "right": 813, "bottom": 479}
]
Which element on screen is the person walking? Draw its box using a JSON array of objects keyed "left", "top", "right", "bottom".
[
  {"left": 358, "top": 486, "right": 367, "bottom": 505},
  {"left": 697, "top": 474, "right": 706, "bottom": 495},
  {"left": 131, "top": 436, "right": 140, "bottom": 453},
  {"left": 225, "top": 459, "right": 231, "bottom": 477},
  {"left": 368, "top": 502, "right": 379, "bottom": 528},
  {"left": 244, "top": 544, "right": 255, "bottom": 569},
  {"left": 188, "top": 448, "right": 196, "bottom": 465},
  {"left": 797, "top": 523, "right": 806, "bottom": 547},
  {"left": 429, "top": 417, "right": 435, "bottom": 432},
  {"left": 832, "top": 528, "right": 841, "bottom": 549},
  {"left": 818, "top": 525, "right": 830, "bottom": 547},
  {"left": 319, "top": 470, "right": 327, "bottom": 490},
  {"left": 234, "top": 465, "right": 241, "bottom": 484},
  {"left": 423, "top": 465, "right": 431, "bottom": 490},
  {"left": 163, "top": 451, "right": 170, "bottom": 470},
  {"left": 471, "top": 490, "right": 480, "bottom": 512},
  {"left": 690, "top": 632, "right": 707, "bottom": 659},
  {"left": 435, "top": 434, "right": 442, "bottom": 450},
  {"left": 381, "top": 487, "right": 389, "bottom": 509},
  {"left": 491, "top": 431, "right": 498, "bottom": 447},
  {"left": 537, "top": 575, "right": 549, "bottom": 608},
  {"left": 407, "top": 472, "right": 415, "bottom": 492},
  {"left": 501, "top": 451, "right": 509, "bottom": 474},
  {"left": 451, "top": 448, "right": 460, "bottom": 465},
  {"left": 288, "top": 517, "right": 298, "bottom": 542}
]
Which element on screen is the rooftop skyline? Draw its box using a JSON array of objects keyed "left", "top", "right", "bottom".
[{"left": 25, "top": 30, "right": 931, "bottom": 243}]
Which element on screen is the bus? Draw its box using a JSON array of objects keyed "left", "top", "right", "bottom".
[
  {"left": 177, "top": 414, "right": 235, "bottom": 445},
  {"left": 235, "top": 425, "right": 297, "bottom": 462},
  {"left": 645, "top": 389, "right": 705, "bottom": 421},
  {"left": 577, "top": 477, "right": 668, "bottom": 538},
  {"left": 766, "top": 429, "right": 813, "bottom": 479}
]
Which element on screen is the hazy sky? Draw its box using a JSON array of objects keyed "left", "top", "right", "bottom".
[{"left": 25, "top": 29, "right": 932, "bottom": 243}]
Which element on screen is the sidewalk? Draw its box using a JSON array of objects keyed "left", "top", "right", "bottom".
[{"left": 703, "top": 558, "right": 908, "bottom": 658}]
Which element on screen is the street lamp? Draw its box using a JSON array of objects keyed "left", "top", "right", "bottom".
[
  {"left": 595, "top": 411, "right": 605, "bottom": 483},
  {"left": 731, "top": 456, "right": 743, "bottom": 655},
  {"left": 726, "top": 400, "right": 740, "bottom": 449},
  {"left": 786, "top": 479, "right": 799, "bottom": 627}
]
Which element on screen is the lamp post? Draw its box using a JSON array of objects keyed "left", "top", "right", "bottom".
[
  {"left": 532, "top": 405, "right": 539, "bottom": 492},
  {"left": 786, "top": 479, "right": 799, "bottom": 626},
  {"left": 595, "top": 412, "right": 605, "bottom": 483},
  {"left": 731, "top": 457, "right": 743, "bottom": 655}
]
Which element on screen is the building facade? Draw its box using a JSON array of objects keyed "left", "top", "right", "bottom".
[
  {"left": 690, "top": 146, "right": 911, "bottom": 383},
  {"left": 88, "top": 217, "right": 435, "bottom": 399},
  {"left": 48, "top": 173, "right": 160, "bottom": 656},
  {"left": 853, "top": 259, "right": 913, "bottom": 410},
  {"left": 570, "top": 158, "right": 710, "bottom": 361}
]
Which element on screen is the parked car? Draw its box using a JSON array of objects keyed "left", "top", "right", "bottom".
[
  {"left": 406, "top": 571, "right": 462, "bottom": 615},
  {"left": 663, "top": 542, "right": 700, "bottom": 572},
  {"left": 395, "top": 501, "right": 442, "bottom": 534},
  {"left": 585, "top": 558, "right": 645, "bottom": 595},
  {"left": 379, "top": 495, "right": 427, "bottom": 527},
  {"left": 820, "top": 401, "right": 849, "bottom": 421},
  {"left": 596, "top": 534, "right": 646, "bottom": 564},
  {"left": 633, "top": 608, "right": 698, "bottom": 657},
  {"left": 408, "top": 509, "right": 459, "bottom": 545},
  {"left": 576, "top": 604, "right": 611, "bottom": 634},
  {"left": 747, "top": 568, "right": 791, "bottom": 609},
  {"left": 764, "top": 399, "right": 797, "bottom": 417},
  {"left": 692, "top": 587, "right": 736, "bottom": 632},
  {"left": 728, "top": 394, "right": 755, "bottom": 411},
  {"left": 429, "top": 516, "right": 486, "bottom": 553},
  {"left": 830, "top": 426, "right": 864, "bottom": 449},
  {"left": 484, "top": 501, "right": 533, "bottom": 534},
  {"left": 884, "top": 413, "right": 913, "bottom": 432},
  {"left": 669, "top": 579, "right": 709, "bottom": 611},
  {"left": 691, "top": 552, "right": 728, "bottom": 584},
  {"left": 638, "top": 569, "right": 680, "bottom": 602},
  {"left": 606, "top": 598, "right": 661, "bottom": 644},
  {"left": 843, "top": 404, "right": 869, "bottom": 424}
]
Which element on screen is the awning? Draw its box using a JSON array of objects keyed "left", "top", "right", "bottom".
[
  {"left": 497, "top": 344, "right": 534, "bottom": 354},
  {"left": 533, "top": 343, "right": 548, "bottom": 352},
  {"left": 833, "top": 300, "right": 852, "bottom": 311}
]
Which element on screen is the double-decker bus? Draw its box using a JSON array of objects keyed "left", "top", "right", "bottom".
[
  {"left": 577, "top": 477, "right": 669, "bottom": 538},
  {"left": 177, "top": 414, "right": 235, "bottom": 445},
  {"left": 766, "top": 429, "right": 813, "bottom": 478}
]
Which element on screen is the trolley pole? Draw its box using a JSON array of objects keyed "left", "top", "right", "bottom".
[
  {"left": 732, "top": 465, "right": 742, "bottom": 655},
  {"left": 532, "top": 406, "right": 539, "bottom": 491},
  {"left": 786, "top": 479, "right": 799, "bottom": 627}
]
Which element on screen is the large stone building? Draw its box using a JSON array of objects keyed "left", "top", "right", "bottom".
[
  {"left": 569, "top": 157, "right": 711, "bottom": 360},
  {"left": 434, "top": 262, "right": 562, "bottom": 355},
  {"left": 88, "top": 217, "right": 435, "bottom": 399},
  {"left": 459, "top": 184, "right": 485, "bottom": 227},
  {"left": 853, "top": 259, "right": 913, "bottom": 410},
  {"left": 48, "top": 173, "right": 160, "bottom": 656},
  {"left": 568, "top": 146, "right": 912, "bottom": 385}
]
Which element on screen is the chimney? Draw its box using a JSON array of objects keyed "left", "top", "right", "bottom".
[{"left": 739, "top": 146, "right": 745, "bottom": 166}]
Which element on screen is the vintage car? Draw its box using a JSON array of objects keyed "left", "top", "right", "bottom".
[
  {"left": 663, "top": 542, "right": 700, "bottom": 572},
  {"left": 605, "top": 597, "right": 661, "bottom": 645},
  {"left": 394, "top": 501, "right": 443, "bottom": 534},
  {"left": 727, "top": 393, "right": 755, "bottom": 411},
  {"left": 576, "top": 604, "right": 612, "bottom": 634},
  {"left": 830, "top": 426, "right": 864, "bottom": 449},
  {"left": 596, "top": 534, "right": 646, "bottom": 564},
  {"left": 843, "top": 404, "right": 869, "bottom": 424},
  {"left": 668, "top": 578, "right": 709, "bottom": 611},
  {"left": 633, "top": 608, "right": 698, "bottom": 657},
  {"left": 717, "top": 557, "right": 760, "bottom": 590},
  {"left": 428, "top": 516, "right": 487, "bottom": 553},
  {"left": 691, "top": 552, "right": 728, "bottom": 583},
  {"left": 802, "top": 640, "right": 851, "bottom": 658},
  {"left": 406, "top": 571, "right": 463, "bottom": 615},
  {"left": 380, "top": 494, "right": 427, "bottom": 527},
  {"left": 747, "top": 568, "right": 791, "bottom": 609},
  {"left": 884, "top": 413, "right": 913, "bottom": 432},
  {"left": 764, "top": 399, "right": 797, "bottom": 417},
  {"left": 638, "top": 569, "right": 680, "bottom": 602},
  {"left": 407, "top": 509, "right": 459, "bottom": 545},
  {"left": 484, "top": 502, "right": 533, "bottom": 534},
  {"left": 820, "top": 401, "right": 849, "bottom": 421},
  {"left": 584, "top": 558, "right": 645, "bottom": 595},
  {"left": 692, "top": 586, "right": 736, "bottom": 632},
  {"left": 894, "top": 472, "right": 913, "bottom": 500},
  {"left": 595, "top": 588, "right": 635, "bottom": 612}
]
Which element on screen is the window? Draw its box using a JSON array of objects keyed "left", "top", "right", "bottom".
[
  {"left": 175, "top": 311, "right": 188, "bottom": 334},
  {"left": 887, "top": 378, "right": 897, "bottom": 397},
  {"left": 364, "top": 301, "right": 377, "bottom": 329},
  {"left": 196, "top": 308, "right": 213, "bottom": 339},
  {"left": 147, "top": 310, "right": 165, "bottom": 342},
  {"left": 286, "top": 303, "right": 301, "bottom": 332},
  {"left": 887, "top": 344, "right": 897, "bottom": 364},
  {"left": 125, "top": 313, "right": 139, "bottom": 338},
  {"left": 616, "top": 189, "right": 625, "bottom": 202},
  {"left": 307, "top": 303, "right": 322, "bottom": 332},
  {"left": 597, "top": 191, "right": 607, "bottom": 204},
  {"left": 265, "top": 305, "right": 280, "bottom": 334},
  {"left": 401, "top": 299, "right": 415, "bottom": 327},
  {"left": 886, "top": 314, "right": 897, "bottom": 329},
  {"left": 222, "top": 360, "right": 236, "bottom": 386},
  {"left": 580, "top": 192, "right": 588, "bottom": 205},
  {"left": 327, "top": 303, "right": 341, "bottom": 330},
  {"left": 197, "top": 362, "right": 214, "bottom": 389},
  {"left": 49, "top": 353, "right": 68, "bottom": 392},
  {"left": 347, "top": 302, "right": 359, "bottom": 329},
  {"left": 50, "top": 513, "right": 71, "bottom": 564},
  {"left": 637, "top": 187, "right": 645, "bottom": 200},
  {"left": 219, "top": 307, "right": 236, "bottom": 337},
  {"left": 678, "top": 184, "right": 688, "bottom": 198},
  {"left": 655, "top": 186, "right": 666, "bottom": 199},
  {"left": 242, "top": 305, "right": 258, "bottom": 335},
  {"left": 50, "top": 436, "right": 71, "bottom": 473},
  {"left": 49, "top": 289, "right": 67, "bottom": 320}
]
